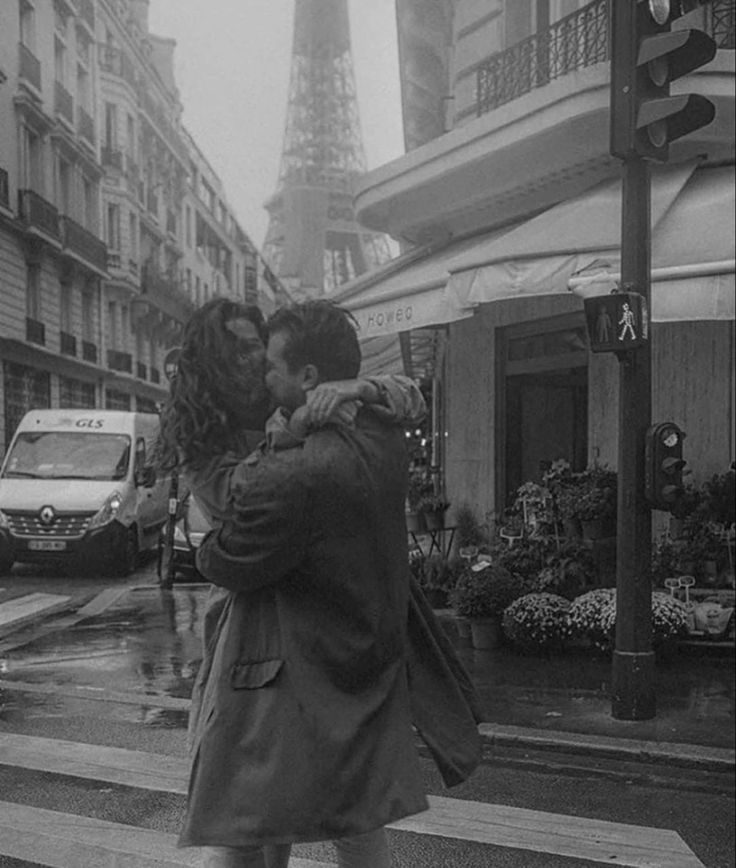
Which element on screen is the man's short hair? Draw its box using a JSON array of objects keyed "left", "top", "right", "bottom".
[{"left": 267, "top": 300, "right": 361, "bottom": 381}]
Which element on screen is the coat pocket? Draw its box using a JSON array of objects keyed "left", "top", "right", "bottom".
[{"left": 230, "top": 658, "right": 283, "bottom": 690}]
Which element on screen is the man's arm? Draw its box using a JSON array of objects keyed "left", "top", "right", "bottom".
[{"left": 195, "top": 451, "right": 308, "bottom": 593}]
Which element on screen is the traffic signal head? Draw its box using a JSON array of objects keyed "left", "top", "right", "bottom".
[
  {"left": 610, "top": 2, "right": 717, "bottom": 162},
  {"left": 645, "top": 422, "right": 687, "bottom": 511},
  {"left": 583, "top": 291, "right": 648, "bottom": 353}
]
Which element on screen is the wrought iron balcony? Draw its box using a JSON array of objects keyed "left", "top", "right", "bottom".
[
  {"left": 141, "top": 262, "right": 193, "bottom": 324},
  {"left": 55, "top": 80, "right": 74, "bottom": 126},
  {"left": 18, "top": 189, "right": 61, "bottom": 242},
  {"left": 60, "top": 215, "right": 107, "bottom": 272},
  {"left": 99, "top": 45, "right": 137, "bottom": 90},
  {"left": 477, "top": 0, "right": 734, "bottom": 117},
  {"left": 18, "top": 43, "right": 41, "bottom": 91},
  {"left": 78, "top": 106, "right": 95, "bottom": 144},
  {"left": 26, "top": 318, "right": 45, "bottom": 346},
  {"left": 107, "top": 349, "right": 132, "bottom": 373},
  {"left": 60, "top": 331, "right": 77, "bottom": 356},
  {"left": 102, "top": 146, "right": 124, "bottom": 171},
  {"left": 76, "top": 0, "right": 95, "bottom": 31},
  {"left": 82, "top": 340, "right": 98, "bottom": 363},
  {"left": 0, "top": 168, "right": 8, "bottom": 210}
]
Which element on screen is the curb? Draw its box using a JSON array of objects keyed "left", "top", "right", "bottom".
[{"left": 478, "top": 721, "right": 735, "bottom": 772}]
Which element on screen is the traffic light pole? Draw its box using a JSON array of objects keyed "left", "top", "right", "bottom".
[{"left": 612, "top": 155, "right": 655, "bottom": 720}]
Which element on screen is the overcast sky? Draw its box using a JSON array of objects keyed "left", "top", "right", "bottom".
[{"left": 148, "top": 0, "right": 405, "bottom": 248}]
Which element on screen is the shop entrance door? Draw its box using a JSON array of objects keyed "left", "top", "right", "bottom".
[{"left": 496, "top": 313, "right": 589, "bottom": 508}]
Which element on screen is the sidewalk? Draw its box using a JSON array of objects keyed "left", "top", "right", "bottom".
[{"left": 435, "top": 611, "right": 735, "bottom": 769}]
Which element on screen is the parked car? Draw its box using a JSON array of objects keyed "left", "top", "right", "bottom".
[
  {"left": 0, "top": 410, "right": 169, "bottom": 576},
  {"left": 157, "top": 491, "right": 211, "bottom": 583}
]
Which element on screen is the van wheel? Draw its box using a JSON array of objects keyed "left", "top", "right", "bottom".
[{"left": 117, "top": 528, "right": 139, "bottom": 577}]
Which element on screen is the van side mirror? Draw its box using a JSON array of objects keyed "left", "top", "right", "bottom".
[{"left": 135, "top": 466, "right": 157, "bottom": 488}]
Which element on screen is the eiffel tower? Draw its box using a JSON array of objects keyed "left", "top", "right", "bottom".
[{"left": 262, "top": 0, "right": 392, "bottom": 299}]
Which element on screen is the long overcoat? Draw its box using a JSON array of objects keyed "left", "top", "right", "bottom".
[{"left": 179, "top": 412, "right": 428, "bottom": 848}]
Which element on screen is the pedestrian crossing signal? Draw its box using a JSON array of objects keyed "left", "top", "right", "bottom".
[{"left": 583, "top": 293, "right": 648, "bottom": 353}]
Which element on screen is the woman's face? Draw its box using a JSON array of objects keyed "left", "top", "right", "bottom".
[{"left": 224, "top": 317, "right": 271, "bottom": 425}]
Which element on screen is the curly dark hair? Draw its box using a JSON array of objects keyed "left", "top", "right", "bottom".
[
  {"left": 267, "top": 300, "right": 361, "bottom": 381},
  {"left": 157, "top": 298, "right": 271, "bottom": 470}
]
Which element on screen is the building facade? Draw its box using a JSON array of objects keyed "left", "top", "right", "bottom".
[
  {"left": 334, "top": 0, "right": 735, "bottom": 531},
  {"left": 0, "top": 0, "right": 277, "bottom": 454}
]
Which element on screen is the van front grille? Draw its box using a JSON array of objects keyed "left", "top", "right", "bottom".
[{"left": 5, "top": 511, "right": 95, "bottom": 538}]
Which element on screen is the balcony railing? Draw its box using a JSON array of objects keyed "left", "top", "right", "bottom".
[
  {"left": 107, "top": 250, "right": 122, "bottom": 269},
  {"left": 477, "top": 0, "right": 608, "bottom": 115},
  {"left": 0, "top": 168, "right": 8, "bottom": 210},
  {"left": 26, "top": 317, "right": 45, "bottom": 346},
  {"left": 60, "top": 331, "right": 77, "bottom": 356},
  {"left": 141, "top": 261, "right": 193, "bottom": 323},
  {"left": 82, "top": 340, "right": 98, "bottom": 363},
  {"left": 107, "top": 349, "right": 132, "bottom": 373},
  {"left": 77, "top": 0, "right": 95, "bottom": 31},
  {"left": 477, "top": 0, "right": 734, "bottom": 117},
  {"left": 61, "top": 215, "right": 107, "bottom": 272},
  {"left": 55, "top": 80, "right": 74, "bottom": 126},
  {"left": 137, "top": 362, "right": 147, "bottom": 380},
  {"left": 99, "top": 45, "right": 137, "bottom": 90},
  {"left": 18, "top": 189, "right": 61, "bottom": 241},
  {"left": 18, "top": 43, "right": 41, "bottom": 90},
  {"left": 78, "top": 106, "right": 95, "bottom": 144},
  {"left": 102, "top": 146, "right": 124, "bottom": 171}
]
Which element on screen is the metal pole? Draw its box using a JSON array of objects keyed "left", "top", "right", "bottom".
[
  {"left": 611, "top": 155, "right": 655, "bottom": 720},
  {"left": 160, "top": 465, "right": 179, "bottom": 591}
]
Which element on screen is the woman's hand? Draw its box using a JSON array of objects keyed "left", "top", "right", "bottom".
[{"left": 305, "top": 380, "right": 372, "bottom": 426}]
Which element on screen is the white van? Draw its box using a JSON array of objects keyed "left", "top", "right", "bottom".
[{"left": 0, "top": 410, "right": 170, "bottom": 576}]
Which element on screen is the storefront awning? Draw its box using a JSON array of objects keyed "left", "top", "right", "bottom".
[{"left": 334, "top": 162, "right": 734, "bottom": 373}]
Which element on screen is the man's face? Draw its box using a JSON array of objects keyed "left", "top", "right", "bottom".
[{"left": 265, "top": 329, "right": 307, "bottom": 412}]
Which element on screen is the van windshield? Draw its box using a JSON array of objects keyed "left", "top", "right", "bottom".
[{"left": 1, "top": 432, "right": 132, "bottom": 481}]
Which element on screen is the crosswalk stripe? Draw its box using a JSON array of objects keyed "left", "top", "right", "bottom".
[
  {"left": 0, "top": 732, "right": 705, "bottom": 867},
  {"left": 0, "top": 801, "right": 329, "bottom": 868},
  {"left": 0, "top": 593, "right": 71, "bottom": 635}
]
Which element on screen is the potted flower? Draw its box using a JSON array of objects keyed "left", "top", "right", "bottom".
[
  {"left": 567, "top": 587, "right": 617, "bottom": 652},
  {"left": 559, "top": 466, "right": 617, "bottom": 541},
  {"left": 448, "top": 562, "right": 522, "bottom": 649},
  {"left": 502, "top": 592, "right": 572, "bottom": 654},
  {"left": 418, "top": 493, "right": 451, "bottom": 530},
  {"left": 534, "top": 540, "right": 597, "bottom": 600},
  {"left": 513, "top": 481, "right": 553, "bottom": 534},
  {"left": 418, "top": 553, "right": 458, "bottom": 607}
]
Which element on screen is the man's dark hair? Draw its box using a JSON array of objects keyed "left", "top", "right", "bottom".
[
  {"left": 267, "top": 300, "right": 361, "bottom": 381},
  {"left": 157, "top": 297, "right": 269, "bottom": 470}
]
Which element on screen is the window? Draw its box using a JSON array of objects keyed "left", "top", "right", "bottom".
[
  {"left": 19, "top": 0, "right": 36, "bottom": 51},
  {"left": 81, "top": 285, "right": 95, "bottom": 341},
  {"left": 77, "top": 65, "right": 90, "bottom": 111},
  {"left": 22, "top": 126, "right": 43, "bottom": 191},
  {"left": 82, "top": 175, "right": 96, "bottom": 231},
  {"left": 129, "top": 212, "right": 137, "bottom": 259},
  {"left": 185, "top": 205, "right": 192, "bottom": 247},
  {"left": 57, "top": 157, "right": 73, "bottom": 215},
  {"left": 106, "top": 203, "right": 120, "bottom": 249},
  {"left": 54, "top": 36, "right": 67, "bottom": 85},
  {"left": 26, "top": 263, "right": 41, "bottom": 320},
  {"left": 60, "top": 376, "right": 95, "bottom": 408},
  {"left": 108, "top": 301, "right": 117, "bottom": 348},
  {"left": 105, "top": 102, "right": 118, "bottom": 149},
  {"left": 126, "top": 114, "right": 136, "bottom": 159},
  {"left": 60, "top": 281, "right": 73, "bottom": 334}
]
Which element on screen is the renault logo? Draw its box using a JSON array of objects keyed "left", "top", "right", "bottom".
[{"left": 39, "top": 506, "right": 56, "bottom": 526}]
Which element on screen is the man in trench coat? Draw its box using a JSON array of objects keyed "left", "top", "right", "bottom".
[{"left": 180, "top": 301, "right": 429, "bottom": 867}]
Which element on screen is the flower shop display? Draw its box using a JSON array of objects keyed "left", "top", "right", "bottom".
[
  {"left": 406, "top": 468, "right": 433, "bottom": 532},
  {"left": 502, "top": 593, "right": 571, "bottom": 653},
  {"left": 556, "top": 465, "right": 617, "bottom": 540},
  {"left": 534, "top": 540, "right": 598, "bottom": 600}
]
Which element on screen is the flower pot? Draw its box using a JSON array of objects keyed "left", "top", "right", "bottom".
[
  {"left": 424, "top": 510, "right": 445, "bottom": 531},
  {"left": 405, "top": 511, "right": 426, "bottom": 533},
  {"left": 470, "top": 617, "right": 502, "bottom": 650},
  {"left": 456, "top": 617, "right": 472, "bottom": 641},
  {"left": 563, "top": 518, "right": 582, "bottom": 539},
  {"left": 582, "top": 517, "right": 616, "bottom": 541}
]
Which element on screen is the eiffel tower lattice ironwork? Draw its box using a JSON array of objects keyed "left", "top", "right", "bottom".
[{"left": 262, "top": 0, "right": 393, "bottom": 298}]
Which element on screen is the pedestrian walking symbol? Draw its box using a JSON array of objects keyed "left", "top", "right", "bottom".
[{"left": 583, "top": 292, "right": 648, "bottom": 353}]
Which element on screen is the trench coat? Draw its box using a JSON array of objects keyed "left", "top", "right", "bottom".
[{"left": 179, "top": 411, "right": 429, "bottom": 847}]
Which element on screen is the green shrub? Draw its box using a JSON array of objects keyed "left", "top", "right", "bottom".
[{"left": 502, "top": 593, "right": 571, "bottom": 653}]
